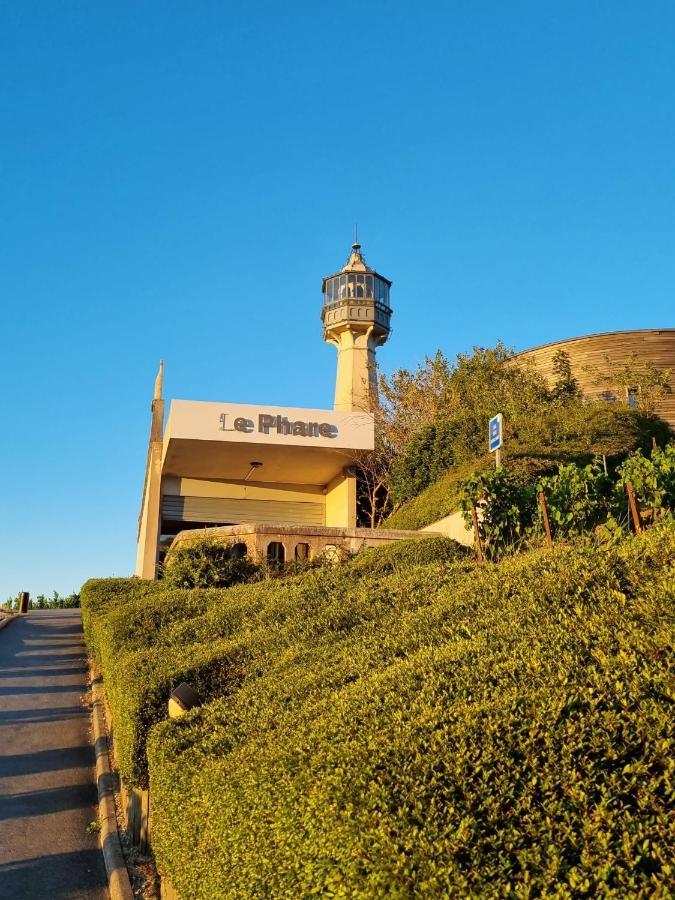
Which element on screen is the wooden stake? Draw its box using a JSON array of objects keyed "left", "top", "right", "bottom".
[
  {"left": 649, "top": 438, "right": 658, "bottom": 522},
  {"left": 471, "top": 505, "right": 484, "bottom": 563},
  {"left": 625, "top": 481, "right": 642, "bottom": 534},
  {"left": 538, "top": 491, "right": 554, "bottom": 548}
]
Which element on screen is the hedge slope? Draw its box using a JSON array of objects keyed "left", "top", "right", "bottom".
[
  {"left": 81, "top": 537, "right": 467, "bottom": 786},
  {"left": 147, "top": 524, "right": 675, "bottom": 898}
]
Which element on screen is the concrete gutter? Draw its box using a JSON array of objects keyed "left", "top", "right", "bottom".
[{"left": 90, "top": 669, "right": 135, "bottom": 900}]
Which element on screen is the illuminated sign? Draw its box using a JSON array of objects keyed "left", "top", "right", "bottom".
[{"left": 219, "top": 412, "right": 338, "bottom": 439}]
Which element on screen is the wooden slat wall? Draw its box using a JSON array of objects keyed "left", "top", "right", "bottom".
[
  {"left": 514, "top": 330, "right": 675, "bottom": 430},
  {"left": 162, "top": 494, "right": 325, "bottom": 527}
]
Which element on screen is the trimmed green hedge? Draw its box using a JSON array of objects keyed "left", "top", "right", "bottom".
[
  {"left": 82, "top": 537, "right": 467, "bottom": 787},
  {"left": 349, "top": 534, "right": 469, "bottom": 576},
  {"left": 147, "top": 524, "right": 675, "bottom": 898},
  {"left": 81, "top": 577, "right": 166, "bottom": 661}
]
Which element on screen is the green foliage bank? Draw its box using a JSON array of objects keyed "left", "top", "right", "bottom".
[
  {"left": 146, "top": 525, "right": 674, "bottom": 898},
  {"left": 376, "top": 343, "right": 670, "bottom": 530},
  {"left": 459, "top": 443, "right": 675, "bottom": 559},
  {"left": 81, "top": 538, "right": 468, "bottom": 788},
  {"left": 81, "top": 525, "right": 674, "bottom": 898}
]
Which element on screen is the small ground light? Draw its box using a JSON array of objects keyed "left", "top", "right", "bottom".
[{"left": 168, "top": 682, "right": 201, "bottom": 718}]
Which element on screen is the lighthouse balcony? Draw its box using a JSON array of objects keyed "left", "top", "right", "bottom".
[{"left": 321, "top": 297, "right": 391, "bottom": 330}]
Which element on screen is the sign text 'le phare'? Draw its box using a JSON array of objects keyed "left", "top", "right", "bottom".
[{"left": 219, "top": 412, "right": 338, "bottom": 440}]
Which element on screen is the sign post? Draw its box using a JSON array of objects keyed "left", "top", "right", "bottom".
[{"left": 489, "top": 413, "right": 503, "bottom": 468}]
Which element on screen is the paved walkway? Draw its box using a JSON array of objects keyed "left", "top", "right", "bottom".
[{"left": 0, "top": 610, "right": 108, "bottom": 898}]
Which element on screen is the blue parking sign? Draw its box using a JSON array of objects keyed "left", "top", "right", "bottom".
[{"left": 489, "top": 413, "right": 503, "bottom": 452}]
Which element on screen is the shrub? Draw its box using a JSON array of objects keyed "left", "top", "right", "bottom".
[
  {"left": 537, "top": 459, "right": 613, "bottom": 538},
  {"left": 92, "top": 587, "right": 226, "bottom": 670},
  {"left": 147, "top": 524, "right": 675, "bottom": 898},
  {"left": 32, "top": 591, "right": 80, "bottom": 608},
  {"left": 460, "top": 465, "right": 536, "bottom": 558},
  {"left": 390, "top": 421, "right": 458, "bottom": 504},
  {"left": 384, "top": 457, "right": 494, "bottom": 530},
  {"left": 516, "top": 404, "right": 670, "bottom": 462},
  {"left": 617, "top": 443, "right": 675, "bottom": 512},
  {"left": 161, "top": 539, "right": 259, "bottom": 589}
]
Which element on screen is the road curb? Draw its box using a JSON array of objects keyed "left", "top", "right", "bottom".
[
  {"left": 0, "top": 614, "right": 17, "bottom": 632},
  {"left": 90, "top": 667, "right": 135, "bottom": 900}
]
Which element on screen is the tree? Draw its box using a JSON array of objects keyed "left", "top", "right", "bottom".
[
  {"left": 551, "top": 349, "right": 580, "bottom": 402},
  {"left": 356, "top": 343, "right": 552, "bottom": 525},
  {"left": 377, "top": 350, "right": 454, "bottom": 455},
  {"left": 354, "top": 434, "right": 397, "bottom": 528},
  {"left": 390, "top": 420, "right": 457, "bottom": 505}
]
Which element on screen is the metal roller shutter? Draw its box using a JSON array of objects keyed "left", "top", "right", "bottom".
[{"left": 162, "top": 494, "right": 324, "bottom": 526}]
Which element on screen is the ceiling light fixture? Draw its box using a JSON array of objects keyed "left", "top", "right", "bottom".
[{"left": 244, "top": 461, "right": 263, "bottom": 482}]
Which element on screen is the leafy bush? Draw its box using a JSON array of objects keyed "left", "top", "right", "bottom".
[
  {"left": 348, "top": 536, "right": 469, "bottom": 578},
  {"left": 89, "top": 587, "right": 225, "bottom": 668},
  {"left": 161, "top": 539, "right": 260, "bottom": 589},
  {"left": 32, "top": 591, "right": 81, "bottom": 608},
  {"left": 618, "top": 443, "right": 675, "bottom": 512},
  {"left": 383, "top": 457, "right": 495, "bottom": 530},
  {"left": 460, "top": 466, "right": 536, "bottom": 558},
  {"left": 537, "top": 459, "right": 613, "bottom": 538},
  {"left": 3, "top": 591, "right": 81, "bottom": 610},
  {"left": 514, "top": 404, "right": 670, "bottom": 462},
  {"left": 147, "top": 524, "right": 675, "bottom": 898}
]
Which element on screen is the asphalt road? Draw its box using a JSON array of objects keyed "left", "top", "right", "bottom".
[{"left": 0, "top": 609, "right": 108, "bottom": 899}]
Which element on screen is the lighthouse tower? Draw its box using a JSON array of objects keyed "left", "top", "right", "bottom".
[{"left": 321, "top": 239, "right": 392, "bottom": 411}]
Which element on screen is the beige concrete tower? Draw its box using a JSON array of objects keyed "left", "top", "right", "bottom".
[
  {"left": 322, "top": 239, "right": 392, "bottom": 411},
  {"left": 135, "top": 360, "right": 165, "bottom": 578}
]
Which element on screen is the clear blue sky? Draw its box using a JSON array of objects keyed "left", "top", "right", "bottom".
[{"left": 1, "top": 1, "right": 674, "bottom": 598}]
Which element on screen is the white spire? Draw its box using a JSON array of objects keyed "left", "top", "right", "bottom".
[{"left": 154, "top": 359, "right": 164, "bottom": 401}]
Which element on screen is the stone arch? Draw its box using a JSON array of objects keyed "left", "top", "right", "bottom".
[{"left": 267, "top": 541, "right": 285, "bottom": 569}]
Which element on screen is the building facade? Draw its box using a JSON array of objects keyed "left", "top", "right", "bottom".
[
  {"left": 515, "top": 329, "right": 675, "bottom": 429},
  {"left": 135, "top": 241, "right": 395, "bottom": 578}
]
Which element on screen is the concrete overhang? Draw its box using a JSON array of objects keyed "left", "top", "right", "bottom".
[{"left": 161, "top": 400, "right": 374, "bottom": 487}]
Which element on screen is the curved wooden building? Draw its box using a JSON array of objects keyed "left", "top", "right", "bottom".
[{"left": 514, "top": 329, "right": 675, "bottom": 430}]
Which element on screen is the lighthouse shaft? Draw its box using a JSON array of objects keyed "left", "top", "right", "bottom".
[{"left": 327, "top": 326, "right": 381, "bottom": 412}]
